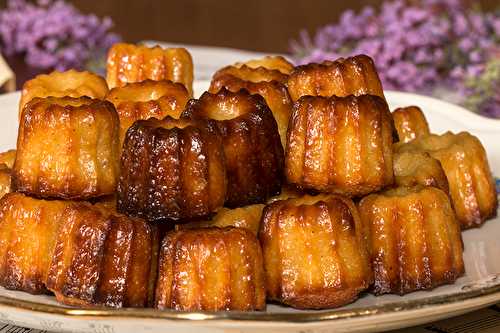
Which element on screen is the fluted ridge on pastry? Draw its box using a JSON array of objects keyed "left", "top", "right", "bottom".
[
  {"left": 213, "top": 64, "right": 289, "bottom": 85},
  {"left": 233, "top": 55, "right": 294, "bottom": 75},
  {"left": 106, "top": 43, "right": 193, "bottom": 95},
  {"left": 287, "top": 54, "right": 385, "bottom": 102},
  {"left": 19, "top": 69, "right": 109, "bottom": 116}
]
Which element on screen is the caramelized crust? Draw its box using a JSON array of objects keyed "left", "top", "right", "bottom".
[
  {"left": 285, "top": 95, "right": 395, "bottom": 197},
  {"left": 118, "top": 117, "right": 226, "bottom": 222},
  {"left": 19, "top": 70, "right": 108, "bottom": 116},
  {"left": 209, "top": 72, "right": 293, "bottom": 148},
  {"left": 259, "top": 194, "right": 373, "bottom": 309},
  {"left": 393, "top": 150, "right": 449, "bottom": 193},
  {"left": 395, "top": 132, "right": 498, "bottom": 229},
  {"left": 155, "top": 227, "right": 265, "bottom": 311},
  {"left": 46, "top": 205, "right": 157, "bottom": 308},
  {"left": 177, "top": 204, "right": 265, "bottom": 236},
  {"left": 234, "top": 55, "right": 294, "bottom": 74},
  {"left": 106, "top": 80, "right": 190, "bottom": 145},
  {"left": 0, "top": 193, "right": 157, "bottom": 307},
  {"left": 0, "top": 193, "right": 68, "bottom": 294},
  {"left": 13, "top": 97, "right": 120, "bottom": 200},
  {"left": 287, "top": 54, "right": 385, "bottom": 102},
  {"left": 392, "top": 106, "right": 430, "bottom": 143},
  {"left": 0, "top": 150, "right": 16, "bottom": 169},
  {"left": 106, "top": 43, "right": 194, "bottom": 95},
  {"left": 358, "top": 186, "right": 464, "bottom": 295},
  {"left": 182, "top": 89, "right": 284, "bottom": 207}
]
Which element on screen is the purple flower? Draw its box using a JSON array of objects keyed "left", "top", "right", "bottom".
[
  {"left": 290, "top": 0, "right": 500, "bottom": 118},
  {"left": 0, "top": 0, "right": 121, "bottom": 70}
]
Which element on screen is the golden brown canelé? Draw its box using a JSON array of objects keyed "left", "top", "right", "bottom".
[
  {"left": 210, "top": 68, "right": 293, "bottom": 148},
  {"left": 285, "top": 94, "right": 395, "bottom": 197},
  {"left": 0, "top": 193, "right": 68, "bottom": 294},
  {"left": 358, "top": 186, "right": 464, "bottom": 295},
  {"left": 392, "top": 106, "right": 430, "bottom": 143},
  {"left": 106, "top": 80, "right": 190, "bottom": 145},
  {"left": 46, "top": 204, "right": 157, "bottom": 308},
  {"left": 395, "top": 132, "right": 498, "bottom": 229},
  {"left": 287, "top": 54, "right": 385, "bottom": 102},
  {"left": 182, "top": 88, "right": 284, "bottom": 207},
  {"left": 177, "top": 204, "right": 265, "bottom": 236},
  {"left": 212, "top": 55, "right": 293, "bottom": 85},
  {"left": 234, "top": 55, "right": 294, "bottom": 74},
  {"left": 118, "top": 117, "right": 226, "bottom": 222},
  {"left": 13, "top": 97, "right": 120, "bottom": 200},
  {"left": 19, "top": 70, "right": 109, "bottom": 116},
  {"left": 393, "top": 150, "right": 449, "bottom": 194},
  {"left": 106, "top": 43, "right": 194, "bottom": 95},
  {"left": 0, "top": 193, "right": 157, "bottom": 308},
  {"left": 260, "top": 194, "right": 373, "bottom": 309},
  {"left": 155, "top": 227, "right": 265, "bottom": 311}
]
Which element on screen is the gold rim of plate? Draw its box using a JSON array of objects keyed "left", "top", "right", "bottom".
[{"left": 0, "top": 278, "right": 498, "bottom": 323}]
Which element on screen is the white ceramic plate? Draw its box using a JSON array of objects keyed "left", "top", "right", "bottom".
[{"left": 0, "top": 82, "right": 498, "bottom": 333}]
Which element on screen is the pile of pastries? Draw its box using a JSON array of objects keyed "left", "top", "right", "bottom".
[{"left": 0, "top": 42, "right": 496, "bottom": 311}]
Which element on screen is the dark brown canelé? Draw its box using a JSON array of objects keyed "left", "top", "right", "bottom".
[
  {"left": 118, "top": 117, "right": 226, "bottom": 222},
  {"left": 182, "top": 88, "right": 284, "bottom": 207}
]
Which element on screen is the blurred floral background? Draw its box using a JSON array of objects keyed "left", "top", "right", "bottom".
[
  {"left": 291, "top": 0, "right": 500, "bottom": 117},
  {"left": 0, "top": 0, "right": 498, "bottom": 117}
]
